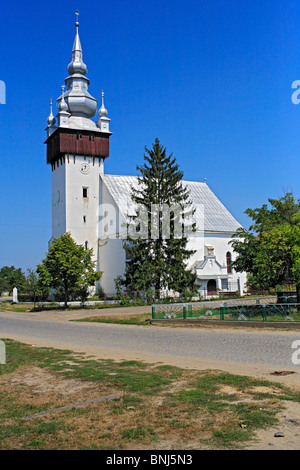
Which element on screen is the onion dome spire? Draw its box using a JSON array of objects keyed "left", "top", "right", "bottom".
[
  {"left": 57, "top": 85, "right": 70, "bottom": 127},
  {"left": 58, "top": 85, "right": 69, "bottom": 112},
  {"left": 46, "top": 97, "right": 57, "bottom": 137},
  {"left": 56, "top": 11, "right": 97, "bottom": 120},
  {"left": 97, "top": 90, "right": 111, "bottom": 133},
  {"left": 98, "top": 90, "right": 108, "bottom": 117},
  {"left": 47, "top": 97, "right": 56, "bottom": 126},
  {"left": 67, "top": 11, "right": 87, "bottom": 76}
]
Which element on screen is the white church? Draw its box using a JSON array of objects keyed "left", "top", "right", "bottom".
[{"left": 45, "top": 17, "right": 247, "bottom": 299}]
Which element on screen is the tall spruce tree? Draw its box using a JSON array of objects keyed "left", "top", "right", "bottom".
[{"left": 123, "top": 138, "right": 197, "bottom": 299}]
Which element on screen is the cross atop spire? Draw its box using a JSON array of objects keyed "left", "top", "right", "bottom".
[
  {"left": 75, "top": 9, "right": 79, "bottom": 26},
  {"left": 68, "top": 12, "right": 87, "bottom": 75},
  {"left": 73, "top": 9, "right": 81, "bottom": 52}
]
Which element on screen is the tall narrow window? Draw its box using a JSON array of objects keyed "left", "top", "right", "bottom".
[
  {"left": 226, "top": 252, "right": 232, "bottom": 274},
  {"left": 83, "top": 215, "right": 86, "bottom": 223},
  {"left": 85, "top": 241, "right": 89, "bottom": 250},
  {"left": 83, "top": 187, "right": 88, "bottom": 198}
]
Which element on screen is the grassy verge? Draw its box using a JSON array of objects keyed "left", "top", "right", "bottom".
[
  {"left": 0, "top": 301, "right": 31, "bottom": 313},
  {"left": 73, "top": 313, "right": 152, "bottom": 326},
  {"left": 0, "top": 339, "right": 299, "bottom": 450}
]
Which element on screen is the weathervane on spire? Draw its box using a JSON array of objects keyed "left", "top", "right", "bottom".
[{"left": 75, "top": 9, "right": 79, "bottom": 26}]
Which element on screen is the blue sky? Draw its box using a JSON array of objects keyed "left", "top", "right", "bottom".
[{"left": 0, "top": 0, "right": 300, "bottom": 272}]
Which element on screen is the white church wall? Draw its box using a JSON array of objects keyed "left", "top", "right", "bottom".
[
  {"left": 52, "top": 160, "right": 66, "bottom": 239},
  {"left": 185, "top": 232, "right": 234, "bottom": 269},
  {"left": 99, "top": 176, "right": 122, "bottom": 241},
  {"left": 186, "top": 232, "right": 247, "bottom": 296},
  {"left": 64, "top": 155, "right": 101, "bottom": 261},
  {"left": 99, "top": 178, "right": 126, "bottom": 295},
  {"left": 99, "top": 238, "right": 126, "bottom": 296},
  {"left": 185, "top": 234, "right": 204, "bottom": 268},
  {"left": 203, "top": 233, "right": 234, "bottom": 264},
  {"left": 96, "top": 192, "right": 248, "bottom": 296}
]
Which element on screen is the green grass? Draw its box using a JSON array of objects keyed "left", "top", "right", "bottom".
[
  {"left": 0, "top": 339, "right": 299, "bottom": 450},
  {"left": 0, "top": 301, "right": 29, "bottom": 313},
  {"left": 73, "top": 314, "right": 151, "bottom": 326}
]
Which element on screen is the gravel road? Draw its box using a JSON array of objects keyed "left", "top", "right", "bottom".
[{"left": 1, "top": 312, "right": 299, "bottom": 372}]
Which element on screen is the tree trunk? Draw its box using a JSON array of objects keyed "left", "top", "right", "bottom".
[
  {"left": 64, "top": 288, "right": 68, "bottom": 309},
  {"left": 296, "top": 282, "right": 300, "bottom": 306},
  {"left": 155, "top": 279, "right": 160, "bottom": 301}
]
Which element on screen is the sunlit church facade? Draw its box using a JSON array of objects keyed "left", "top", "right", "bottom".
[{"left": 45, "top": 18, "right": 247, "bottom": 298}]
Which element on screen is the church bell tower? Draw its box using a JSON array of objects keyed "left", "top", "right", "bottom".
[{"left": 45, "top": 13, "right": 112, "bottom": 261}]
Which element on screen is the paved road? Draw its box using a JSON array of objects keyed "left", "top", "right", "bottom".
[{"left": 1, "top": 312, "right": 300, "bottom": 371}]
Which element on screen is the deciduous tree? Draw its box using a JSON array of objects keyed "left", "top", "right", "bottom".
[
  {"left": 37, "top": 233, "right": 102, "bottom": 308},
  {"left": 231, "top": 193, "right": 300, "bottom": 302},
  {"left": 0, "top": 266, "right": 26, "bottom": 295}
]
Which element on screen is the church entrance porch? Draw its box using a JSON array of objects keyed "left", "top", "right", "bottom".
[
  {"left": 207, "top": 279, "right": 217, "bottom": 296},
  {"left": 197, "top": 276, "right": 240, "bottom": 299}
]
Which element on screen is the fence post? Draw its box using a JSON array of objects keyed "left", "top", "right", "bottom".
[
  {"left": 183, "top": 306, "right": 187, "bottom": 320},
  {"left": 220, "top": 307, "right": 224, "bottom": 320},
  {"left": 223, "top": 302, "right": 228, "bottom": 320},
  {"left": 262, "top": 305, "right": 267, "bottom": 322},
  {"left": 152, "top": 306, "right": 155, "bottom": 319}
]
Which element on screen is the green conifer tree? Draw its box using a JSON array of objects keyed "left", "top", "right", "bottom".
[{"left": 123, "top": 138, "right": 197, "bottom": 299}]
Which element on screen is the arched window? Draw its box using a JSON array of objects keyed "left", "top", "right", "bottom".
[
  {"left": 85, "top": 241, "right": 89, "bottom": 250},
  {"left": 226, "top": 252, "right": 232, "bottom": 274}
]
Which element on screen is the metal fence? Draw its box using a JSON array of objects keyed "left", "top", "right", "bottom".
[{"left": 152, "top": 300, "right": 300, "bottom": 323}]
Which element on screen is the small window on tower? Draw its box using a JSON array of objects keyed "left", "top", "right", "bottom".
[
  {"left": 83, "top": 187, "right": 88, "bottom": 198},
  {"left": 85, "top": 241, "right": 89, "bottom": 250},
  {"left": 83, "top": 216, "right": 86, "bottom": 223}
]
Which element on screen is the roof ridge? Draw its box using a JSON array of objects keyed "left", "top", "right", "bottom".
[{"left": 103, "top": 174, "right": 207, "bottom": 185}]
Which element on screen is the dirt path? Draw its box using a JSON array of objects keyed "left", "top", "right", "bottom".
[{"left": 245, "top": 400, "right": 300, "bottom": 450}]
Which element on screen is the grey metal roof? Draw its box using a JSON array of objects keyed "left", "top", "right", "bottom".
[{"left": 102, "top": 174, "right": 242, "bottom": 233}]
